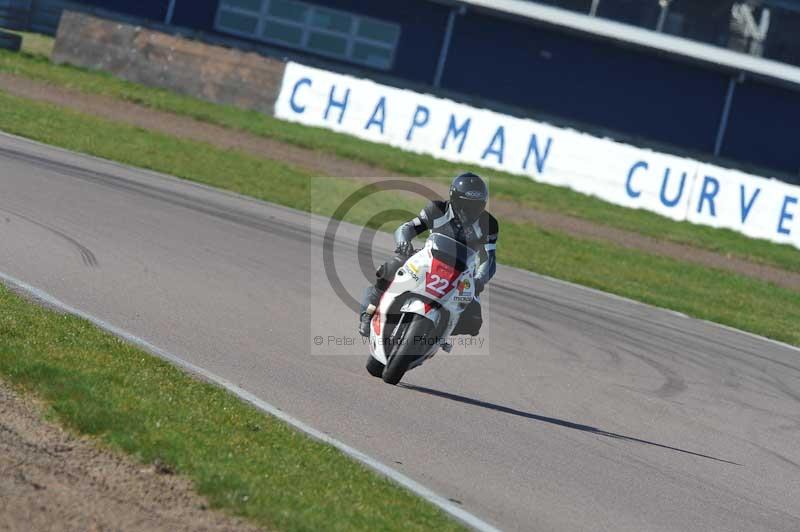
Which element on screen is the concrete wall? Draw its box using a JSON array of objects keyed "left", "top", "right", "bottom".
[{"left": 52, "top": 10, "right": 286, "bottom": 114}]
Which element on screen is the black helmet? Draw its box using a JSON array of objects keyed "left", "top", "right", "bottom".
[{"left": 449, "top": 172, "right": 488, "bottom": 225}]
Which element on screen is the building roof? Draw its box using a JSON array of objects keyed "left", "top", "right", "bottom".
[{"left": 452, "top": 0, "right": 800, "bottom": 86}]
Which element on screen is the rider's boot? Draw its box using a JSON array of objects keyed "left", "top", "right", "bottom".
[
  {"left": 359, "top": 256, "right": 404, "bottom": 337},
  {"left": 358, "top": 286, "right": 381, "bottom": 337}
]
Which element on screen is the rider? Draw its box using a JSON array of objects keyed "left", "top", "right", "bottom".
[{"left": 358, "top": 172, "right": 499, "bottom": 337}]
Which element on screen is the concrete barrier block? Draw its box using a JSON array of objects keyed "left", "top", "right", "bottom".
[{"left": 52, "top": 11, "right": 287, "bottom": 114}]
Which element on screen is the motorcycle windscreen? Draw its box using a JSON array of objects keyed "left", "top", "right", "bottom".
[{"left": 428, "top": 233, "right": 475, "bottom": 273}]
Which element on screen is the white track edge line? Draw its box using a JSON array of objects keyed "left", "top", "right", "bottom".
[{"left": 0, "top": 270, "right": 501, "bottom": 532}]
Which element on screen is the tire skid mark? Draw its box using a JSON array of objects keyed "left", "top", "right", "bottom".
[
  {"left": 494, "top": 282, "right": 800, "bottom": 374},
  {"left": 616, "top": 345, "right": 688, "bottom": 398},
  {"left": 0, "top": 145, "right": 309, "bottom": 244},
  {"left": 0, "top": 206, "right": 98, "bottom": 267}
]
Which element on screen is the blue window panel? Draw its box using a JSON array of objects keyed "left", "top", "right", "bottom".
[
  {"left": 299, "top": 1, "right": 448, "bottom": 82},
  {"left": 173, "top": 1, "right": 448, "bottom": 81},
  {"left": 188, "top": 0, "right": 447, "bottom": 83},
  {"left": 218, "top": 10, "right": 259, "bottom": 34},
  {"left": 269, "top": 0, "right": 308, "bottom": 22}
]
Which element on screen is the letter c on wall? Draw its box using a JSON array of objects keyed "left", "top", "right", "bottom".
[
  {"left": 290, "top": 77, "right": 312, "bottom": 114},
  {"left": 626, "top": 161, "right": 648, "bottom": 199}
]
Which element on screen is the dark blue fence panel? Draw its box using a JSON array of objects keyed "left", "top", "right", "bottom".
[
  {"left": 723, "top": 79, "right": 800, "bottom": 180},
  {"left": 74, "top": 0, "right": 168, "bottom": 21},
  {"left": 442, "top": 11, "right": 730, "bottom": 153},
  {"left": 171, "top": 0, "right": 217, "bottom": 31}
]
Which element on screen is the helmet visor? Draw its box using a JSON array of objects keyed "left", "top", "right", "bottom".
[{"left": 453, "top": 199, "right": 486, "bottom": 225}]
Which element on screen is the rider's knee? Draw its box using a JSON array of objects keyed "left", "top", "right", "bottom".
[
  {"left": 375, "top": 256, "right": 404, "bottom": 284},
  {"left": 453, "top": 303, "right": 482, "bottom": 336}
]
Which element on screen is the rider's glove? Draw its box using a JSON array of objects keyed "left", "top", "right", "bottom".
[
  {"left": 474, "top": 278, "right": 485, "bottom": 296},
  {"left": 395, "top": 241, "right": 414, "bottom": 257}
]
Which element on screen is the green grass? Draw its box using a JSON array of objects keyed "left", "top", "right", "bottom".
[
  {"left": 0, "top": 283, "right": 464, "bottom": 532},
  {"left": 501, "top": 222, "right": 800, "bottom": 346},
  {"left": 0, "top": 43, "right": 798, "bottom": 273},
  {"left": 0, "top": 89, "right": 797, "bottom": 348},
  {"left": 0, "top": 90, "right": 312, "bottom": 210}
]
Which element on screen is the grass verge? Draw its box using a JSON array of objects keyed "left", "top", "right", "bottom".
[
  {"left": 0, "top": 283, "right": 464, "bottom": 531},
  {"left": 0, "top": 89, "right": 798, "bottom": 347},
  {"left": 0, "top": 43, "right": 798, "bottom": 273}
]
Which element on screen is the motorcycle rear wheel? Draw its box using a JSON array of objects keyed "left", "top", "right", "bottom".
[{"left": 382, "top": 313, "right": 435, "bottom": 385}]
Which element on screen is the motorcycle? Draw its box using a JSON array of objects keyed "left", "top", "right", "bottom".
[{"left": 366, "top": 233, "right": 478, "bottom": 385}]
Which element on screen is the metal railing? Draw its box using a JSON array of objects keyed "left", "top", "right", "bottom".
[{"left": 528, "top": 0, "right": 800, "bottom": 66}]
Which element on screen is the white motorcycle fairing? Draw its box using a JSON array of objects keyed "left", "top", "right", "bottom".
[
  {"left": 368, "top": 233, "right": 478, "bottom": 367},
  {"left": 399, "top": 298, "right": 441, "bottom": 323}
]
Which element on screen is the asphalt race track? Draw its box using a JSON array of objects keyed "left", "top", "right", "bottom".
[{"left": 1, "top": 133, "right": 798, "bottom": 531}]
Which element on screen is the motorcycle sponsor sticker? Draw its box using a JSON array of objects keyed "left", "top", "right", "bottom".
[
  {"left": 457, "top": 279, "right": 471, "bottom": 295},
  {"left": 463, "top": 190, "right": 486, "bottom": 199},
  {"left": 425, "top": 259, "right": 460, "bottom": 297},
  {"left": 452, "top": 278, "right": 472, "bottom": 302}
]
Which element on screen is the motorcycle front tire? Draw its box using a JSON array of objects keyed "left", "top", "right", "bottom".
[
  {"left": 366, "top": 356, "right": 384, "bottom": 377},
  {"left": 382, "top": 313, "right": 435, "bottom": 385}
]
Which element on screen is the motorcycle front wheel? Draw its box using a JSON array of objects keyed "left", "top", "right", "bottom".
[
  {"left": 366, "top": 356, "right": 384, "bottom": 377},
  {"left": 382, "top": 313, "right": 435, "bottom": 385}
]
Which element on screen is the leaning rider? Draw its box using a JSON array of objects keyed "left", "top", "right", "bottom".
[{"left": 358, "top": 172, "right": 499, "bottom": 337}]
